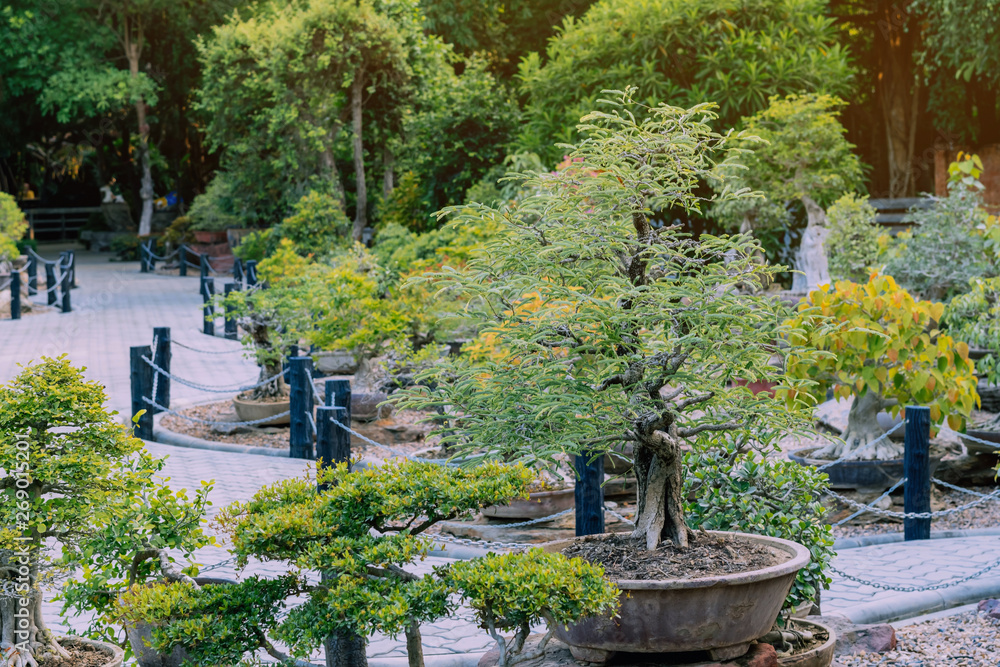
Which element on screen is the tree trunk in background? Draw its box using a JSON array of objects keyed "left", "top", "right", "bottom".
[
  {"left": 351, "top": 74, "right": 367, "bottom": 243},
  {"left": 876, "top": 0, "right": 921, "bottom": 198},
  {"left": 383, "top": 146, "right": 395, "bottom": 201},
  {"left": 325, "top": 632, "right": 368, "bottom": 667},
  {"left": 127, "top": 37, "right": 154, "bottom": 237}
]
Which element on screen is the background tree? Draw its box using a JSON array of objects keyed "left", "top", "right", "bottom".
[
  {"left": 516, "top": 0, "right": 854, "bottom": 166},
  {"left": 716, "top": 94, "right": 865, "bottom": 292}
]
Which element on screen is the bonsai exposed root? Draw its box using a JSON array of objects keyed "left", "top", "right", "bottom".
[{"left": 814, "top": 391, "right": 901, "bottom": 461}]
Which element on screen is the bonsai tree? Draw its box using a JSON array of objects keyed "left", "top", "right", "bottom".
[
  {"left": 783, "top": 274, "right": 980, "bottom": 460},
  {"left": 119, "top": 459, "right": 617, "bottom": 667},
  {"left": 395, "top": 89, "right": 813, "bottom": 551},
  {"left": 0, "top": 357, "right": 211, "bottom": 666},
  {"left": 881, "top": 154, "right": 999, "bottom": 301},
  {"left": 714, "top": 94, "right": 865, "bottom": 292},
  {"left": 942, "top": 276, "right": 1000, "bottom": 430},
  {"left": 825, "top": 193, "right": 881, "bottom": 283}
]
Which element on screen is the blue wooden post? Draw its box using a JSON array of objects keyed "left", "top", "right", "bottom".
[
  {"left": 246, "top": 260, "right": 258, "bottom": 287},
  {"left": 10, "top": 270, "right": 21, "bottom": 320},
  {"left": 44, "top": 263, "right": 57, "bottom": 306},
  {"left": 201, "top": 278, "right": 215, "bottom": 336},
  {"left": 325, "top": 379, "right": 352, "bottom": 422},
  {"left": 316, "top": 405, "right": 335, "bottom": 469},
  {"left": 60, "top": 260, "right": 71, "bottom": 313},
  {"left": 130, "top": 345, "right": 154, "bottom": 440},
  {"left": 146, "top": 244, "right": 156, "bottom": 271},
  {"left": 224, "top": 283, "right": 238, "bottom": 340},
  {"left": 69, "top": 250, "right": 77, "bottom": 288},
  {"left": 904, "top": 406, "right": 932, "bottom": 540},
  {"left": 288, "top": 356, "right": 314, "bottom": 460},
  {"left": 179, "top": 245, "right": 187, "bottom": 277},
  {"left": 26, "top": 255, "right": 37, "bottom": 295},
  {"left": 140, "top": 243, "right": 149, "bottom": 273},
  {"left": 152, "top": 327, "right": 171, "bottom": 415},
  {"left": 574, "top": 451, "right": 605, "bottom": 536},
  {"left": 233, "top": 257, "right": 243, "bottom": 285}
]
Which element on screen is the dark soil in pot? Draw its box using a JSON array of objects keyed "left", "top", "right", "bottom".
[
  {"left": 41, "top": 637, "right": 125, "bottom": 667},
  {"left": 562, "top": 532, "right": 788, "bottom": 580}
]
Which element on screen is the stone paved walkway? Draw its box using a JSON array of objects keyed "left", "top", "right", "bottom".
[{"left": 7, "top": 249, "right": 1000, "bottom": 664}]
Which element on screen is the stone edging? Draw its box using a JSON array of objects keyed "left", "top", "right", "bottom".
[
  {"left": 152, "top": 412, "right": 291, "bottom": 457},
  {"left": 835, "top": 527, "right": 1000, "bottom": 550},
  {"left": 369, "top": 655, "right": 483, "bottom": 667},
  {"left": 842, "top": 578, "right": 1000, "bottom": 625}
]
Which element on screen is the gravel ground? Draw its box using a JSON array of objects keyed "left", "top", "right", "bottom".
[{"left": 837, "top": 609, "right": 1000, "bottom": 666}]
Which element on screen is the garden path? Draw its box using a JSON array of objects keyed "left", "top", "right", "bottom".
[{"left": 9, "top": 248, "right": 999, "bottom": 663}]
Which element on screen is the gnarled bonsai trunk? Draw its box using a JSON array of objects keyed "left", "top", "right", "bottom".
[
  {"left": 326, "top": 631, "right": 367, "bottom": 667},
  {"left": 814, "top": 390, "right": 902, "bottom": 460},
  {"left": 0, "top": 568, "right": 69, "bottom": 666},
  {"left": 630, "top": 418, "right": 689, "bottom": 550},
  {"left": 791, "top": 196, "right": 832, "bottom": 294}
]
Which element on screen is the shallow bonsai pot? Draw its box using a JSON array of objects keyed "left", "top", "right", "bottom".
[
  {"left": 483, "top": 478, "right": 637, "bottom": 519},
  {"left": 57, "top": 635, "right": 125, "bottom": 667},
  {"left": 789, "top": 446, "right": 942, "bottom": 493},
  {"left": 127, "top": 577, "right": 233, "bottom": 667},
  {"left": 778, "top": 618, "right": 836, "bottom": 667},
  {"left": 232, "top": 396, "right": 291, "bottom": 426},
  {"left": 963, "top": 429, "right": 1000, "bottom": 455},
  {"left": 313, "top": 349, "right": 360, "bottom": 374},
  {"left": 541, "top": 531, "right": 809, "bottom": 661}
]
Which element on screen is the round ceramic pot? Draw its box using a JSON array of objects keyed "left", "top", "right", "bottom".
[
  {"left": 483, "top": 479, "right": 637, "bottom": 520},
  {"left": 778, "top": 618, "right": 836, "bottom": 667},
  {"left": 57, "top": 635, "right": 125, "bottom": 667},
  {"left": 789, "top": 447, "right": 942, "bottom": 494},
  {"left": 232, "top": 396, "right": 291, "bottom": 426},
  {"left": 542, "top": 531, "right": 809, "bottom": 661}
]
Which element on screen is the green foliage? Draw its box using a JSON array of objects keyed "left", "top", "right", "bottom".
[
  {"left": 714, "top": 94, "right": 865, "bottom": 231},
  {"left": 880, "top": 172, "right": 997, "bottom": 302},
  {"left": 279, "top": 189, "right": 352, "bottom": 254},
  {"left": 0, "top": 358, "right": 212, "bottom": 650},
  {"left": 188, "top": 175, "right": 244, "bottom": 231},
  {"left": 0, "top": 192, "right": 28, "bottom": 261},
  {"left": 942, "top": 277, "right": 1000, "bottom": 385},
  {"left": 119, "top": 460, "right": 537, "bottom": 665},
  {"left": 825, "top": 193, "right": 880, "bottom": 283},
  {"left": 446, "top": 550, "right": 619, "bottom": 667},
  {"left": 380, "top": 171, "right": 433, "bottom": 232},
  {"left": 161, "top": 215, "right": 194, "bottom": 246},
  {"left": 393, "top": 89, "right": 815, "bottom": 558},
  {"left": 783, "top": 274, "right": 980, "bottom": 428},
  {"left": 398, "top": 55, "right": 520, "bottom": 217},
  {"left": 685, "top": 448, "right": 833, "bottom": 613},
  {"left": 110, "top": 234, "right": 141, "bottom": 261},
  {"left": 516, "top": 0, "right": 854, "bottom": 164}
]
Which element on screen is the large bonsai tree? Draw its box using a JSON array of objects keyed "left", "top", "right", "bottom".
[
  {"left": 396, "top": 89, "right": 812, "bottom": 551},
  {"left": 0, "top": 357, "right": 210, "bottom": 666},
  {"left": 783, "top": 274, "right": 980, "bottom": 460}
]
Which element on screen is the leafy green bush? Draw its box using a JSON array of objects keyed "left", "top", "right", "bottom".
[
  {"left": 119, "top": 459, "right": 537, "bottom": 667},
  {"left": 278, "top": 189, "right": 351, "bottom": 253},
  {"left": 686, "top": 448, "right": 834, "bottom": 614},
  {"left": 380, "top": 171, "right": 434, "bottom": 232},
  {"left": 110, "top": 234, "right": 141, "bottom": 261},
  {"left": 446, "top": 550, "right": 619, "bottom": 667},
  {"left": 188, "top": 175, "right": 244, "bottom": 231},
  {"left": 0, "top": 192, "right": 28, "bottom": 262},
  {"left": 881, "top": 156, "right": 997, "bottom": 301},
  {"left": 826, "top": 193, "right": 881, "bottom": 283},
  {"left": 942, "top": 276, "right": 1000, "bottom": 385}
]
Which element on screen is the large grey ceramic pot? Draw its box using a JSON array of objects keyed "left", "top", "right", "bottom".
[
  {"left": 57, "top": 636, "right": 125, "bottom": 667},
  {"left": 127, "top": 577, "right": 233, "bottom": 667},
  {"left": 542, "top": 531, "right": 810, "bottom": 662}
]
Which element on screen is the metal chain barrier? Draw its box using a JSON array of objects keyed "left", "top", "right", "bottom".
[
  {"left": 956, "top": 430, "right": 1000, "bottom": 450},
  {"left": 815, "top": 419, "right": 908, "bottom": 472},
  {"left": 142, "top": 354, "right": 286, "bottom": 393},
  {"left": 603, "top": 504, "right": 635, "bottom": 525},
  {"left": 825, "top": 485, "right": 1000, "bottom": 520},
  {"left": 143, "top": 394, "right": 291, "bottom": 428},
  {"left": 144, "top": 243, "right": 181, "bottom": 262},
  {"left": 832, "top": 477, "right": 907, "bottom": 527},
  {"left": 170, "top": 339, "right": 245, "bottom": 355},
  {"left": 829, "top": 555, "right": 1000, "bottom": 593},
  {"left": 328, "top": 414, "right": 454, "bottom": 465}
]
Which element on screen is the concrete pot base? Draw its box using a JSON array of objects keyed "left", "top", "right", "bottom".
[{"left": 540, "top": 531, "right": 809, "bottom": 660}]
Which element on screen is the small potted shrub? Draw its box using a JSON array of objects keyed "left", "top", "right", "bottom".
[
  {"left": 783, "top": 273, "right": 979, "bottom": 468},
  {"left": 118, "top": 460, "right": 618, "bottom": 667},
  {"left": 0, "top": 358, "right": 210, "bottom": 667},
  {"left": 395, "top": 90, "right": 814, "bottom": 661},
  {"left": 187, "top": 177, "right": 241, "bottom": 245}
]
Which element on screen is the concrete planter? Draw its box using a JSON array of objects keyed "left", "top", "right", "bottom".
[
  {"left": 778, "top": 618, "right": 836, "bottom": 667},
  {"left": 58, "top": 635, "right": 125, "bottom": 667},
  {"left": 789, "top": 446, "right": 943, "bottom": 493},
  {"left": 232, "top": 396, "right": 291, "bottom": 426},
  {"left": 541, "top": 531, "right": 809, "bottom": 662},
  {"left": 313, "top": 349, "right": 360, "bottom": 374}
]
